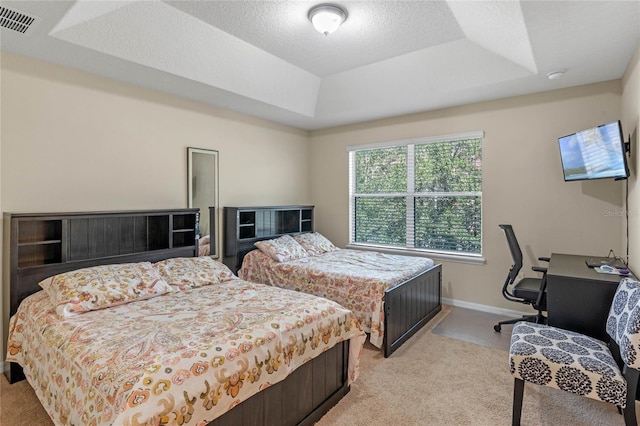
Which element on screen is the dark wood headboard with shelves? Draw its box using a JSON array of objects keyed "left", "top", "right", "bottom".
[
  {"left": 223, "top": 205, "right": 313, "bottom": 273},
  {"left": 3, "top": 208, "right": 199, "bottom": 383}
]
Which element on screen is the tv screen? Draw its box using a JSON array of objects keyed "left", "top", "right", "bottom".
[{"left": 558, "top": 120, "right": 629, "bottom": 181}]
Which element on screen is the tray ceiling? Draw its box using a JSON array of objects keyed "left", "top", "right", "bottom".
[{"left": 1, "top": 1, "right": 639, "bottom": 130}]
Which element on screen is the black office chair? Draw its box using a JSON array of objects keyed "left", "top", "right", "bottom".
[{"left": 494, "top": 224, "right": 549, "bottom": 332}]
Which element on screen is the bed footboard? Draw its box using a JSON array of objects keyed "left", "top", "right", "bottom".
[
  {"left": 384, "top": 264, "right": 442, "bottom": 357},
  {"left": 209, "top": 340, "right": 349, "bottom": 426}
]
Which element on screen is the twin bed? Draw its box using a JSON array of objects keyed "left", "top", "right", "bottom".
[
  {"left": 238, "top": 233, "right": 442, "bottom": 356},
  {"left": 4, "top": 210, "right": 365, "bottom": 426},
  {"left": 224, "top": 205, "right": 442, "bottom": 358}
]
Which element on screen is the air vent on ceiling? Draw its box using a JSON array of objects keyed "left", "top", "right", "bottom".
[{"left": 0, "top": 6, "right": 37, "bottom": 34}]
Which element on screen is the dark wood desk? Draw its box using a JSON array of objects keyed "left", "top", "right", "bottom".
[{"left": 546, "top": 253, "right": 624, "bottom": 342}]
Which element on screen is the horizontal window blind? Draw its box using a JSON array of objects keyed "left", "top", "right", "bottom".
[
  {"left": 354, "top": 197, "right": 406, "bottom": 246},
  {"left": 349, "top": 133, "right": 483, "bottom": 255}
]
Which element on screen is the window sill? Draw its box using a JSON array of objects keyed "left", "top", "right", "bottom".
[{"left": 346, "top": 243, "right": 485, "bottom": 265}]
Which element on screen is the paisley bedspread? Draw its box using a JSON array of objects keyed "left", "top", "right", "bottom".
[
  {"left": 6, "top": 279, "right": 366, "bottom": 426},
  {"left": 238, "top": 249, "right": 434, "bottom": 349}
]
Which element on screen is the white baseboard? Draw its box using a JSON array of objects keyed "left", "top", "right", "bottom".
[{"left": 442, "top": 297, "right": 534, "bottom": 318}]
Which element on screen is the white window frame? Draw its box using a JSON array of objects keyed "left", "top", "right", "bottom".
[{"left": 347, "top": 131, "right": 485, "bottom": 264}]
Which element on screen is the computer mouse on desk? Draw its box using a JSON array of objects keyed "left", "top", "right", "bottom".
[{"left": 618, "top": 268, "right": 630, "bottom": 275}]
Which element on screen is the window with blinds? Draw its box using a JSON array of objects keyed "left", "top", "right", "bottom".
[{"left": 348, "top": 132, "right": 483, "bottom": 255}]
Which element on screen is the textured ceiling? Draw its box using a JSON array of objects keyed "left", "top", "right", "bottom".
[{"left": 1, "top": 1, "right": 639, "bottom": 130}]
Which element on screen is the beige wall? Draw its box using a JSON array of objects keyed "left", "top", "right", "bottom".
[
  {"left": 624, "top": 44, "right": 640, "bottom": 270},
  {"left": 0, "top": 52, "right": 311, "bottom": 361},
  {"left": 1, "top": 53, "right": 311, "bottom": 212},
  {"left": 309, "top": 81, "right": 625, "bottom": 312}
]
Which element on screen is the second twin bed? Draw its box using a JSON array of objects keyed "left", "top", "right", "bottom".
[{"left": 235, "top": 230, "right": 442, "bottom": 357}]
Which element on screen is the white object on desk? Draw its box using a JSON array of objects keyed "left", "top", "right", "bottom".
[{"left": 594, "top": 265, "right": 631, "bottom": 276}]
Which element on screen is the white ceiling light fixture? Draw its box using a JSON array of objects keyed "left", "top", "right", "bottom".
[
  {"left": 308, "top": 4, "right": 347, "bottom": 36},
  {"left": 546, "top": 70, "right": 566, "bottom": 80}
]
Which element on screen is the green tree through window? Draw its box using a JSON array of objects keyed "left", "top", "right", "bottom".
[{"left": 349, "top": 134, "right": 482, "bottom": 255}]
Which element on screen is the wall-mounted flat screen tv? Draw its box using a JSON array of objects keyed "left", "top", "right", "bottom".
[{"left": 558, "top": 120, "right": 629, "bottom": 181}]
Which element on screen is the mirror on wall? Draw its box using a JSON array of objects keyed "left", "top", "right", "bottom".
[{"left": 187, "top": 147, "right": 219, "bottom": 258}]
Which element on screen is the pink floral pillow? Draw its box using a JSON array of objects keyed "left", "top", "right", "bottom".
[
  {"left": 254, "top": 235, "right": 308, "bottom": 262},
  {"left": 39, "top": 262, "right": 173, "bottom": 317},
  {"left": 154, "top": 257, "right": 235, "bottom": 290},
  {"left": 294, "top": 232, "right": 338, "bottom": 256}
]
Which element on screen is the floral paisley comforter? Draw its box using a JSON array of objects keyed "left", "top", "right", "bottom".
[
  {"left": 238, "top": 249, "right": 434, "bottom": 349},
  {"left": 6, "top": 279, "right": 366, "bottom": 426}
]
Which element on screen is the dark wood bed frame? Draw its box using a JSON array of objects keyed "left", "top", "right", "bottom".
[
  {"left": 3, "top": 209, "right": 350, "bottom": 426},
  {"left": 223, "top": 205, "right": 442, "bottom": 358},
  {"left": 382, "top": 263, "right": 442, "bottom": 356}
]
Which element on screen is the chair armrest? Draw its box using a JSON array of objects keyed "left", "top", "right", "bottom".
[
  {"left": 532, "top": 266, "right": 547, "bottom": 274},
  {"left": 538, "top": 257, "right": 550, "bottom": 263}
]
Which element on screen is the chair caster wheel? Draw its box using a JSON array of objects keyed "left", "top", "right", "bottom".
[{"left": 494, "top": 324, "right": 501, "bottom": 332}]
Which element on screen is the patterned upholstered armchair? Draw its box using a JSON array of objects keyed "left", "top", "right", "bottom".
[{"left": 509, "top": 277, "right": 640, "bottom": 426}]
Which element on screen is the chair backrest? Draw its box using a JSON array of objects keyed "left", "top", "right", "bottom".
[
  {"left": 606, "top": 277, "right": 640, "bottom": 368},
  {"left": 499, "top": 224, "right": 523, "bottom": 283}
]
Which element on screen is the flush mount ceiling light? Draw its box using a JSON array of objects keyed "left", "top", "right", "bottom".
[
  {"left": 308, "top": 4, "right": 347, "bottom": 36},
  {"left": 546, "top": 70, "right": 566, "bottom": 80}
]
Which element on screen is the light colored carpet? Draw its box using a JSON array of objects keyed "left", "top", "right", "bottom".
[
  {"left": 318, "top": 306, "right": 633, "bottom": 425},
  {"left": 0, "top": 370, "right": 52, "bottom": 425},
  {"left": 1, "top": 305, "right": 636, "bottom": 425}
]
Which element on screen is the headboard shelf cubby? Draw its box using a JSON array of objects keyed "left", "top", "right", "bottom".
[
  {"left": 7, "top": 209, "right": 199, "bottom": 275},
  {"left": 223, "top": 205, "right": 314, "bottom": 272}
]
